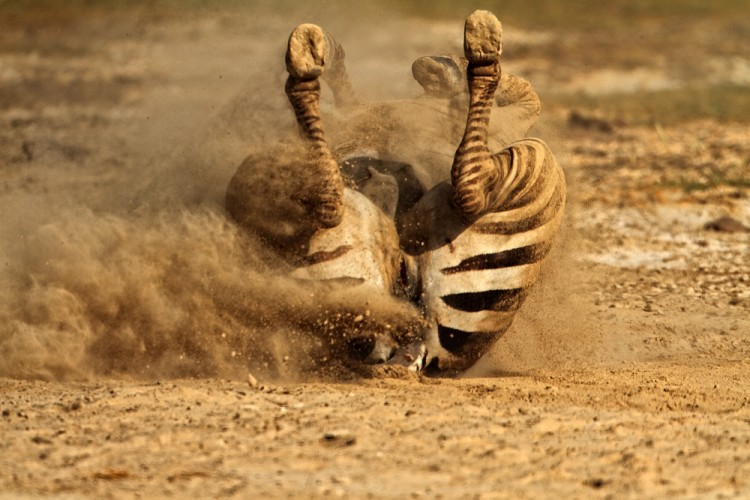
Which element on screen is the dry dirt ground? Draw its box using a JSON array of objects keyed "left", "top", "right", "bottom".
[{"left": 1, "top": 4, "right": 749, "bottom": 498}]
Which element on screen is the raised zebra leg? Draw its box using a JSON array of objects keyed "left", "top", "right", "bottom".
[
  {"left": 451, "top": 10, "right": 503, "bottom": 220},
  {"left": 284, "top": 25, "right": 418, "bottom": 363},
  {"left": 283, "top": 23, "right": 358, "bottom": 230},
  {"left": 286, "top": 23, "right": 358, "bottom": 108},
  {"left": 226, "top": 24, "right": 354, "bottom": 252},
  {"left": 391, "top": 11, "right": 566, "bottom": 374}
]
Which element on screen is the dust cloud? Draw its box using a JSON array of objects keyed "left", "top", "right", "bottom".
[
  {"left": 466, "top": 221, "right": 604, "bottom": 377},
  {"left": 0, "top": 193, "right": 423, "bottom": 381},
  {"left": 0, "top": 4, "right": 599, "bottom": 382}
]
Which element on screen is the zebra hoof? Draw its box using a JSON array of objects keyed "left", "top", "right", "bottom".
[
  {"left": 464, "top": 10, "right": 502, "bottom": 65},
  {"left": 287, "top": 23, "right": 328, "bottom": 79},
  {"left": 411, "top": 55, "right": 467, "bottom": 97}
]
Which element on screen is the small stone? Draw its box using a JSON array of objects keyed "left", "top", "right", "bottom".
[
  {"left": 729, "top": 297, "right": 748, "bottom": 307},
  {"left": 704, "top": 216, "right": 750, "bottom": 233},
  {"left": 568, "top": 110, "right": 614, "bottom": 133},
  {"left": 247, "top": 373, "right": 259, "bottom": 390},
  {"left": 584, "top": 478, "right": 609, "bottom": 489},
  {"left": 320, "top": 430, "right": 356, "bottom": 447}
]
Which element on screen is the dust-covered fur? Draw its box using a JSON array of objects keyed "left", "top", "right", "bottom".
[{"left": 226, "top": 10, "right": 565, "bottom": 373}]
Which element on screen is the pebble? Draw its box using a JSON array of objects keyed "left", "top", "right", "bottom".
[
  {"left": 66, "top": 400, "right": 81, "bottom": 412},
  {"left": 320, "top": 430, "right": 357, "bottom": 447},
  {"left": 704, "top": 216, "right": 750, "bottom": 233}
]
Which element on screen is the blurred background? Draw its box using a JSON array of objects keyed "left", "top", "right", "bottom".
[{"left": 2, "top": 0, "right": 749, "bottom": 124}]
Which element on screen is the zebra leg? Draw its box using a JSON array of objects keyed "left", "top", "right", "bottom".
[
  {"left": 451, "top": 10, "right": 503, "bottom": 220},
  {"left": 286, "top": 24, "right": 358, "bottom": 108},
  {"left": 284, "top": 24, "right": 348, "bottom": 229},
  {"left": 227, "top": 24, "right": 353, "bottom": 248}
]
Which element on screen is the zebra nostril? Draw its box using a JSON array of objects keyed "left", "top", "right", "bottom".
[{"left": 395, "top": 257, "right": 411, "bottom": 299}]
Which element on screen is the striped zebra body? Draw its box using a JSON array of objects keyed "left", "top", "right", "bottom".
[
  {"left": 413, "top": 139, "right": 565, "bottom": 370},
  {"left": 226, "top": 10, "right": 565, "bottom": 372},
  {"left": 289, "top": 138, "right": 565, "bottom": 371}
]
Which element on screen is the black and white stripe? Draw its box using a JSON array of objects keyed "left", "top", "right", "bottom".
[
  {"left": 228, "top": 12, "right": 565, "bottom": 372},
  {"left": 415, "top": 138, "right": 565, "bottom": 370}
]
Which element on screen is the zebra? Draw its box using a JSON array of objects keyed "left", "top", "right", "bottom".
[{"left": 226, "top": 10, "right": 566, "bottom": 373}]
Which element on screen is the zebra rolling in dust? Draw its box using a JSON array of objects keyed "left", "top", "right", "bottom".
[{"left": 226, "top": 10, "right": 566, "bottom": 373}]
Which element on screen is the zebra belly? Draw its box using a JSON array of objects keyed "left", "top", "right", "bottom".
[{"left": 291, "top": 189, "right": 401, "bottom": 295}]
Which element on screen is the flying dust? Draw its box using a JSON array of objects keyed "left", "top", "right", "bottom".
[{"left": 0, "top": 4, "right": 601, "bottom": 382}]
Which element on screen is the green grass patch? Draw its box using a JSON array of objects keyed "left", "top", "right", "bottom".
[
  {"left": 550, "top": 84, "right": 750, "bottom": 125},
  {"left": 387, "top": 0, "right": 749, "bottom": 29},
  {"left": 665, "top": 175, "right": 750, "bottom": 193},
  {"left": 2, "top": 0, "right": 748, "bottom": 31}
]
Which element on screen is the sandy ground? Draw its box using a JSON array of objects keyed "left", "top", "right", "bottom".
[{"left": 1, "top": 5, "right": 749, "bottom": 498}]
